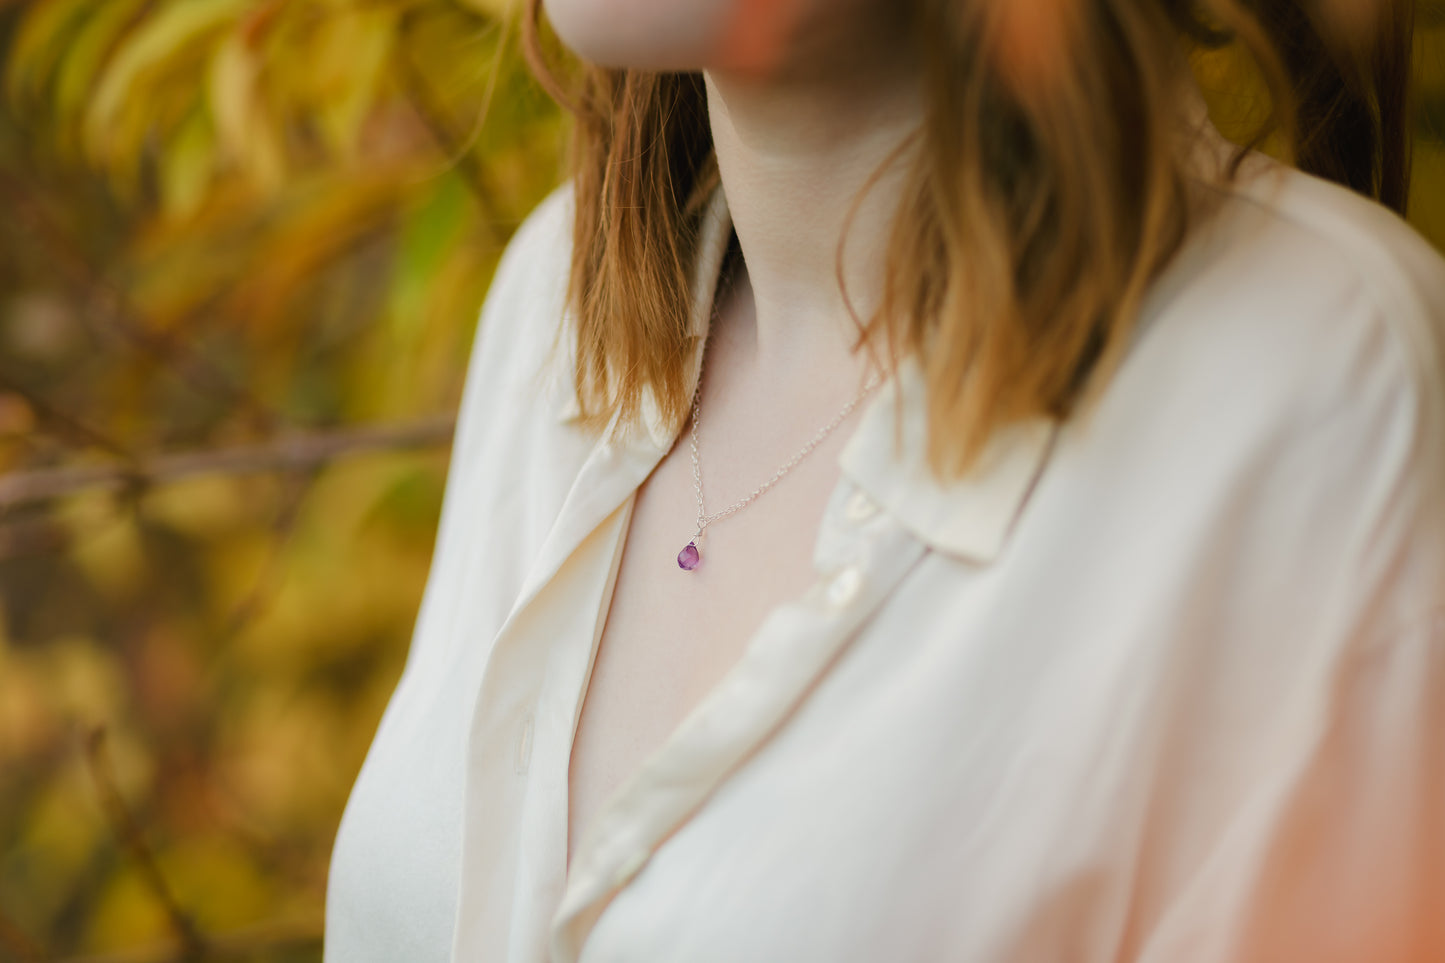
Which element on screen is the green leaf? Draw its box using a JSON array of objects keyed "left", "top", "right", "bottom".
[{"left": 159, "top": 106, "right": 216, "bottom": 219}]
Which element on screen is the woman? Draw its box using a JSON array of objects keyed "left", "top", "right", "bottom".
[{"left": 326, "top": 0, "right": 1445, "bottom": 960}]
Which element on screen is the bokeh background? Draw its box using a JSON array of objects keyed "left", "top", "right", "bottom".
[{"left": 0, "top": 2, "right": 1441, "bottom": 961}]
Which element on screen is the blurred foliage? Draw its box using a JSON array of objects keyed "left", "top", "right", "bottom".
[
  {"left": 0, "top": 1, "right": 1442, "bottom": 961},
  {"left": 0, "top": 0, "right": 563, "bottom": 958},
  {"left": 1191, "top": 0, "right": 1445, "bottom": 239}
]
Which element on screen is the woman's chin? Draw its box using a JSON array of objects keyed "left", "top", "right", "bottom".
[
  {"left": 543, "top": 0, "right": 721, "bottom": 69},
  {"left": 541, "top": 0, "right": 802, "bottom": 76}
]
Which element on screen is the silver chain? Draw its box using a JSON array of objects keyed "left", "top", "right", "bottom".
[{"left": 688, "top": 355, "right": 882, "bottom": 540}]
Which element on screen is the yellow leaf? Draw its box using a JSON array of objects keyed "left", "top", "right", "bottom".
[
  {"left": 85, "top": 0, "right": 249, "bottom": 162},
  {"left": 53, "top": 0, "right": 154, "bottom": 150},
  {"left": 209, "top": 25, "right": 285, "bottom": 188},
  {"left": 156, "top": 835, "right": 276, "bottom": 930},
  {"left": 0, "top": 652, "right": 54, "bottom": 760},
  {"left": 67, "top": 508, "right": 147, "bottom": 602},
  {"left": 85, "top": 865, "right": 172, "bottom": 952},
  {"left": 17, "top": 764, "right": 110, "bottom": 924},
  {"left": 140, "top": 474, "right": 248, "bottom": 538},
  {"left": 38, "top": 635, "right": 131, "bottom": 731},
  {"left": 307, "top": 7, "right": 397, "bottom": 160}
]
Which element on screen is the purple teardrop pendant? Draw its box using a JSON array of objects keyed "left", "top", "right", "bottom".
[{"left": 677, "top": 540, "right": 700, "bottom": 571}]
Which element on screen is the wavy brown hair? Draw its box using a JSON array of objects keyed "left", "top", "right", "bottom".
[{"left": 522, "top": 0, "right": 1415, "bottom": 478}]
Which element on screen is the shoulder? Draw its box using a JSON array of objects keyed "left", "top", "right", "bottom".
[
  {"left": 462, "top": 180, "right": 575, "bottom": 387},
  {"left": 494, "top": 181, "right": 576, "bottom": 288},
  {"left": 1108, "top": 161, "right": 1445, "bottom": 615},
  {"left": 1213, "top": 160, "right": 1445, "bottom": 384},
  {"left": 1173, "top": 157, "right": 1445, "bottom": 393},
  {"left": 472, "top": 181, "right": 576, "bottom": 360},
  {"left": 452, "top": 182, "right": 577, "bottom": 438},
  {"left": 1134, "top": 157, "right": 1445, "bottom": 441}
]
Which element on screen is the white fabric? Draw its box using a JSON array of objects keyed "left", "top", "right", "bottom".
[{"left": 324, "top": 102, "right": 1445, "bottom": 962}]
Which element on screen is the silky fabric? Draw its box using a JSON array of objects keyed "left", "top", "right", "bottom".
[{"left": 324, "top": 91, "right": 1445, "bottom": 962}]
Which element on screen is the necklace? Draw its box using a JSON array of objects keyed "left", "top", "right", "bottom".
[{"left": 677, "top": 354, "right": 883, "bottom": 572}]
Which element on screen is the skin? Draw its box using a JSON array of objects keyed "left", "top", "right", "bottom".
[{"left": 552, "top": 0, "right": 927, "bottom": 866}]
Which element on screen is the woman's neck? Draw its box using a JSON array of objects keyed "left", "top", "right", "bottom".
[{"left": 701, "top": 18, "right": 925, "bottom": 373}]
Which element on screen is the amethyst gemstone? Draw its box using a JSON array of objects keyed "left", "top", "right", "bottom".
[{"left": 677, "top": 541, "right": 700, "bottom": 571}]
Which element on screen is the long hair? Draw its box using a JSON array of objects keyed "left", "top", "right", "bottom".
[{"left": 522, "top": 0, "right": 1415, "bottom": 478}]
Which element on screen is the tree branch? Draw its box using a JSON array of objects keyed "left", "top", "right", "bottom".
[
  {"left": 0, "top": 415, "right": 455, "bottom": 510},
  {"left": 84, "top": 728, "right": 204, "bottom": 958}
]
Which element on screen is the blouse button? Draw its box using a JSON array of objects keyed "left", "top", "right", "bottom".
[
  {"left": 825, "top": 565, "right": 863, "bottom": 609},
  {"left": 843, "top": 489, "right": 878, "bottom": 524}
]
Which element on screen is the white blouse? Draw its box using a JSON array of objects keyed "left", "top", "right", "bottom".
[{"left": 324, "top": 98, "right": 1445, "bottom": 962}]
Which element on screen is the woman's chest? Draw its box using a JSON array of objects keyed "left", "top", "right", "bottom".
[{"left": 566, "top": 420, "right": 856, "bottom": 864}]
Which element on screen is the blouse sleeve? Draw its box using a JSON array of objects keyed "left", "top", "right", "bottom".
[
  {"left": 1135, "top": 208, "right": 1445, "bottom": 955},
  {"left": 1138, "top": 606, "right": 1445, "bottom": 962}
]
